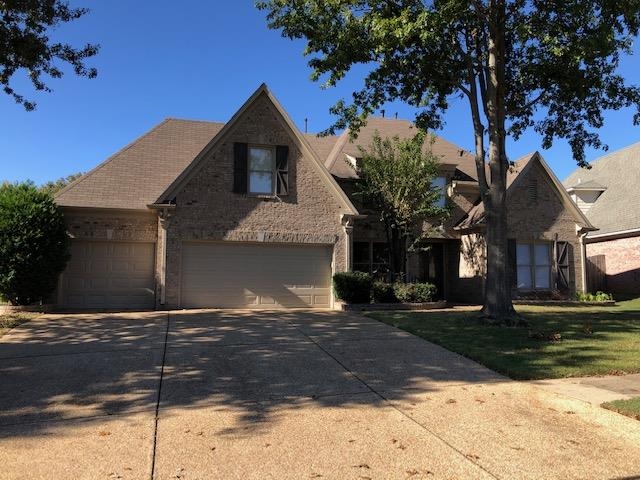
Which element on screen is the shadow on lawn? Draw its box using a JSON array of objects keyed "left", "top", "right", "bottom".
[
  {"left": 0, "top": 309, "right": 503, "bottom": 438},
  {"left": 370, "top": 304, "right": 640, "bottom": 380}
]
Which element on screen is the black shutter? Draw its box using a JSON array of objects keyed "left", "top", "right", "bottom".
[
  {"left": 508, "top": 239, "right": 517, "bottom": 288},
  {"left": 233, "top": 143, "right": 248, "bottom": 194},
  {"left": 556, "top": 241, "right": 570, "bottom": 291},
  {"left": 276, "top": 145, "right": 289, "bottom": 195}
]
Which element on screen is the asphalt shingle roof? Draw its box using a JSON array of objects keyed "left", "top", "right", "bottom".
[
  {"left": 563, "top": 142, "right": 640, "bottom": 236},
  {"left": 55, "top": 119, "right": 225, "bottom": 210},
  {"left": 55, "top": 117, "right": 476, "bottom": 211}
]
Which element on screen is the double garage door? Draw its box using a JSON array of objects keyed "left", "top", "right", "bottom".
[
  {"left": 60, "top": 240, "right": 332, "bottom": 310},
  {"left": 60, "top": 241, "right": 156, "bottom": 310},
  {"left": 181, "top": 242, "right": 332, "bottom": 309}
]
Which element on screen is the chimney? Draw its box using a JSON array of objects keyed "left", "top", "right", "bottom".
[
  {"left": 394, "top": 112, "right": 398, "bottom": 119},
  {"left": 381, "top": 109, "right": 385, "bottom": 118},
  {"left": 304, "top": 118, "right": 308, "bottom": 133}
]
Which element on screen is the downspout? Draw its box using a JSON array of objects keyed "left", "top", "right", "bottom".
[{"left": 578, "top": 229, "right": 589, "bottom": 294}]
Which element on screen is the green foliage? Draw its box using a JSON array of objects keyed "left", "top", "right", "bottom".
[
  {"left": 1, "top": 1, "right": 99, "bottom": 111},
  {"left": 0, "top": 182, "right": 70, "bottom": 305},
  {"left": 602, "top": 397, "right": 640, "bottom": 421},
  {"left": 39, "top": 172, "right": 85, "bottom": 196},
  {"left": 356, "top": 131, "right": 446, "bottom": 228},
  {"left": 393, "top": 282, "right": 437, "bottom": 303},
  {"left": 372, "top": 281, "right": 398, "bottom": 303},
  {"left": 258, "top": 0, "right": 640, "bottom": 165},
  {"left": 354, "top": 131, "right": 446, "bottom": 278},
  {"left": 576, "top": 291, "right": 614, "bottom": 302},
  {"left": 332, "top": 271, "right": 372, "bottom": 304}
]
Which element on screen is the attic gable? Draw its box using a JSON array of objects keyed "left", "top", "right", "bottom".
[{"left": 153, "top": 84, "right": 357, "bottom": 215}]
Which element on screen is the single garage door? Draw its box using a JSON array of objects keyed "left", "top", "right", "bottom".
[
  {"left": 181, "top": 242, "right": 332, "bottom": 309},
  {"left": 60, "top": 241, "right": 155, "bottom": 309}
]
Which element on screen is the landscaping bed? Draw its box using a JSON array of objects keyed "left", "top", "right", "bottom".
[{"left": 340, "top": 300, "right": 447, "bottom": 311}]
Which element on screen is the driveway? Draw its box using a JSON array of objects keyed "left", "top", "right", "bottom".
[{"left": 1, "top": 310, "right": 639, "bottom": 479}]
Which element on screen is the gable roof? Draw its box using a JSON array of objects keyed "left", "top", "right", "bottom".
[
  {"left": 456, "top": 152, "right": 595, "bottom": 232},
  {"left": 55, "top": 119, "right": 224, "bottom": 210},
  {"left": 153, "top": 84, "right": 358, "bottom": 215},
  {"left": 563, "top": 142, "right": 640, "bottom": 237},
  {"left": 323, "top": 117, "right": 478, "bottom": 181}
]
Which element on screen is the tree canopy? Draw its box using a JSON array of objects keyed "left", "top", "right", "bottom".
[
  {"left": 39, "top": 171, "right": 84, "bottom": 196},
  {"left": 258, "top": 0, "right": 640, "bottom": 321},
  {"left": 0, "top": 0, "right": 99, "bottom": 110}
]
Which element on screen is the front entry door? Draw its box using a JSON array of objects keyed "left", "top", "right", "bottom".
[{"left": 422, "top": 243, "right": 445, "bottom": 300}]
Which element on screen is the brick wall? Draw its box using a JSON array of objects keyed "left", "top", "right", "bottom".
[
  {"left": 506, "top": 161, "right": 584, "bottom": 295},
  {"left": 163, "top": 93, "right": 347, "bottom": 308},
  {"left": 587, "top": 235, "right": 640, "bottom": 294},
  {"left": 63, "top": 208, "right": 157, "bottom": 242}
]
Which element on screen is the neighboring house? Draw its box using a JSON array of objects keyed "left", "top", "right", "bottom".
[
  {"left": 54, "top": 84, "right": 593, "bottom": 310},
  {"left": 564, "top": 143, "right": 640, "bottom": 295}
]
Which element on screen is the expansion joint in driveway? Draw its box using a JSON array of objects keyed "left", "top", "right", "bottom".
[
  {"left": 289, "top": 321, "right": 501, "bottom": 480},
  {"left": 149, "top": 311, "right": 171, "bottom": 480}
]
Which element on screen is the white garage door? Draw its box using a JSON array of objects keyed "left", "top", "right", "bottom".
[
  {"left": 181, "top": 242, "right": 332, "bottom": 309},
  {"left": 60, "top": 241, "right": 155, "bottom": 309}
]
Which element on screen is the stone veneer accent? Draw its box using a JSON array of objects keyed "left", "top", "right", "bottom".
[{"left": 161, "top": 93, "right": 349, "bottom": 308}]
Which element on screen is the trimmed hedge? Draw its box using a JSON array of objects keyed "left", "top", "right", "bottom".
[
  {"left": 333, "top": 271, "right": 372, "bottom": 303},
  {"left": 393, "top": 282, "right": 437, "bottom": 303},
  {"left": 334, "top": 273, "right": 437, "bottom": 305},
  {"left": 372, "top": 281, "right": 398, "bottom": 303}
]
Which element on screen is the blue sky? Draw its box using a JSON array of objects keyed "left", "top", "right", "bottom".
[{"left": 1, "top": 1, "right": 638, "bottom": 185}]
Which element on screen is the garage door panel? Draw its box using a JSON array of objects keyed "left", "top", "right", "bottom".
[
  {"left": 181, "top": 242, "right": 332, "bottom": 309},
  {"left": 61, "top": 241, "right": 155, "bottom": 310}
]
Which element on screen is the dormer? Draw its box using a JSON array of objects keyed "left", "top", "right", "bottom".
[{"left": 566, "top": 179, "right": 607, "bottom": 214}]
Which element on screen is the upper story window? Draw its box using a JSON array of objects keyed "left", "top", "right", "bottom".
[
  {"left": 249, "top": 147, "right": 275, "bottom": 195},
  {"left": 233, "top": 143, "right": 289, "bottom": 196},
  {"left": 432, "top": 176, "right": 447, "bottom": 208}
]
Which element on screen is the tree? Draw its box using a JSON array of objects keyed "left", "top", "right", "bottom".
[
  {"left": 39, "top": 171, "right": 84, "bottom": 196},
  {"left": 354, "top": 131, "right": 446, "bottom": 280},
  {"left": 1, "top": 0, "right": 99, "bottom": 111},
  {"left": 257, "top": 0, "right": 640, "bottom": 323},
  {"left": 0, "top": 182, "right": 69, "bottom": 305}
]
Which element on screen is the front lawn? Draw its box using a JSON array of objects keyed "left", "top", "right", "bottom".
[
  {"left": 602, "top": 397, "right": 640, "bottom": 421},
  {"left": 0, "top": 313, "right": 35, "bottom": 338},
  {"left": 368, "top": 298, "right": 640, "bottom": 380}
]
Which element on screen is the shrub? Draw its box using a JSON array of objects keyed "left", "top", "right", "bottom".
[
  {"left": 575, "top": 291, "right": 613, "bottom": 302},
  {"left": 393, "top": 282, "right": 437, "bottom": 303},
  {"left": 0, "top": 182, "right": 70, "bottom": 305},
  {"left": 333, "top": 271, "right": 372, "bottom": 303},
  {"left": 372, "top": 281, "right": 398, "bottom": 303}
]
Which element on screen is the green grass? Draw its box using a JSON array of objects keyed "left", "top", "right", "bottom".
[
  {"left": 368, "top": 298, "right": 640, "bottom": 380},
  {"left": 602, "top": 397, "right": 640, "bottom": 421},
  {"left": 0, "top": 313, "right": 34, "bottom": 338}
]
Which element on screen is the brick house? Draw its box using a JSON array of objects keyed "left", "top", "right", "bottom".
[
  {"left": 54, "top": 84, "right": 594, "bottom": 310},
  {"left": 564, "top": 143, "right": 640, "bottom": 295}
]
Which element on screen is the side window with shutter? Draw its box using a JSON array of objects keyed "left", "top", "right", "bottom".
[
  {"left": 555, "top": 241, "right": 570, "bottom": 291},
  {"left": 233, "top": 143, "right": 248, "bottom": 194},
  {"left": 508, "top": 239, "right": 517, "bottom": 288},
  {"left": 276, "top": 145, "right": 289, "bottom": 195}
]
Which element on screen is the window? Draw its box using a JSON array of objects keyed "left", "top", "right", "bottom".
[
  {"left": 353, "top": 241, "right": 370, "bottom": 273},
  {"left": 432, "top": 176, "right": 447, "bottom": 208},
  {"left": 248, "top": 147, "right": 275, "bottom": 195},
  {"left": 352, "top": 240, "right": 389, "bottom": 278},
  {"left": 516, "top": 242, "right": 551, "bottom": 289},
  {"left": 233, "top": 143, "right": 288, "bottom": 196}
]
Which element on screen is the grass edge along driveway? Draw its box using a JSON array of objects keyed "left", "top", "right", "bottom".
[{"left": 368, "top": 298, "right": 640, "bottom": 380}]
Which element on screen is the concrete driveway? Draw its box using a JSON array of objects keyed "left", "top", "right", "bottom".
[{"left": 1, "top": 310, "right": 639, "bottom": 480}]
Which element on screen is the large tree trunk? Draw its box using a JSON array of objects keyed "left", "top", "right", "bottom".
[{"left": 481, "top": 0, "right": 516, "bottom": 322}]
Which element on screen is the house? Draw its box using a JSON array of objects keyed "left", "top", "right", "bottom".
[
  {"left": 564, "top": 143, "right": 640, "bottom": 295},
  {"left": 54, "top": 84, "right": 594, "bottom": 310}
]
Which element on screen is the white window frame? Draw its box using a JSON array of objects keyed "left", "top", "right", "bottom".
[
  {"left": 432, "top": 176, "right": 447, "bottom": 208},
  {"left": 516, "top": 242, "right": 552, "bottom": 290},
  {"left": 248, "top": 146, "right": 276, "bottom": 196}
]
